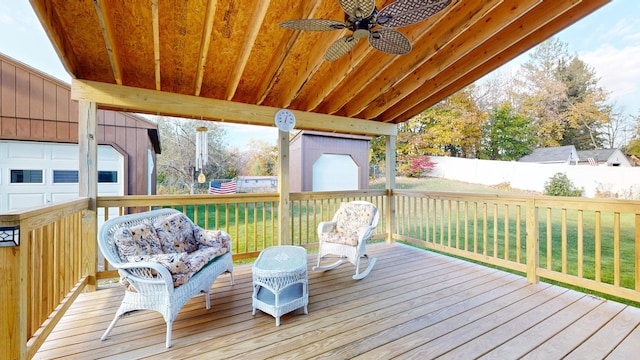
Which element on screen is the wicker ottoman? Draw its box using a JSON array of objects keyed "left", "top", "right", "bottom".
[{"left": 252, "top": 245, "right": 308, "bottom": 326}]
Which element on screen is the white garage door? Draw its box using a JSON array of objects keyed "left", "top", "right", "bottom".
[
  {"left": 0, "top": 140, "right": 124, "bottom": 213},
  {"left": 312, "top": 153, "right": 359, "bottom": 191}
]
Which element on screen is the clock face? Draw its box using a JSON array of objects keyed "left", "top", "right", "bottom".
[{"left": 275, "top": 109, "right": 296, "bottom": 132}]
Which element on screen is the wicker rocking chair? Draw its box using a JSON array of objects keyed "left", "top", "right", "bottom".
[{"left": 313, "top": 201, "right": 379, "bottom": 280}]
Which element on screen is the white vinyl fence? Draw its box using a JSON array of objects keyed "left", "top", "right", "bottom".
[{"left": 429, "top": 156, "right": 640, "bottom": 198}]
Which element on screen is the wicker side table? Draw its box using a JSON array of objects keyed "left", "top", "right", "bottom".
[{"left": 252, "top": 245, "right": 308, "bottom": 326}]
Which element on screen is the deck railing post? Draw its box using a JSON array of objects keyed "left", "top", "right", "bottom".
[
  {"left": 386, "top": 135, "right": 396, "bottom": 243},
  {"left": 526, "top": 198, "right": 539, "bottom": 283},
  {"left": 0, "top": 220, "right": 28, "bottom": 359}
]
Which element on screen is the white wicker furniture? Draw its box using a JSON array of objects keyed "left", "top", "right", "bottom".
[
  {"left": 314, "top": 201, "right": 379, "bottom": 280},
  {"left": 98, "top": 208, "right": 234, "bottom": 348},
  {"left": 252, "top": 246, "right": 308, "bottom": 326}
]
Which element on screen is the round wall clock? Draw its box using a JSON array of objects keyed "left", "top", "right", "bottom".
[{"left": 274, "top": 109, "right": 296, "bottom": 132}]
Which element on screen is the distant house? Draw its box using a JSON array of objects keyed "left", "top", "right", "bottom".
[
  {"left": 0, "top": 53, "right": 160, "bottom": 213},
  {"left": 576, "top": 149, "right": 632, "bottom": 167},
  {"left": 518, "top": 145, "right": 579, "bottom": 165},
  {"left": 237, "top": 176, "right": 277, "bottom": 193}
]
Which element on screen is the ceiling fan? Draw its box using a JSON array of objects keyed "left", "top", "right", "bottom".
[{"left": 279, "top": 0, "right": 452, "bottom": 61}]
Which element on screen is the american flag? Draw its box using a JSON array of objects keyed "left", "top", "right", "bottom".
[
  {"left": 587, "top": 157, "right": 597, "bottom": 166},
  {"left": 208, "top": 179, "right": 237, "bottom": 194}
]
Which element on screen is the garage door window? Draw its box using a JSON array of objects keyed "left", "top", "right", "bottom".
[
  {"left": 51, "top": 170, "right": 118, "bottom": 183},
  {"left": 11, "top": 170, "right": 43, "bottom": 184},
  {"left": 53, "top": 170, "right": 79, "bottom": 183},
  {"left": 98, "top": 171, "right": 118, "bottom": 183}
]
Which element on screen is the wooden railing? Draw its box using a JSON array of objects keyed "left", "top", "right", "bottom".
[
  {"left": 393, "top": 190, "right": 640, "bottom": 303},
  {"left": 0, "top": 198, "right": 91, "bottom": 360},
  {"left": 95, "top": 191, "right": 386, "bottom": 277},
  {"left": 4, "top": 189, "right": 640, "bottom": 359}
]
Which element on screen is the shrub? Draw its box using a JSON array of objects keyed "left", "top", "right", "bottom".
[
  {"left": 398, "top": 155, "right": 435, "bottom": 177},
  {"left": 543, "top": 172, "right": 583, "bottom": 197}
]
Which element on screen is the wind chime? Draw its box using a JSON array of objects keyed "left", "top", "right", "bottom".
[{"left": 195, "top": 126, "right": 208, "bottom": 183}]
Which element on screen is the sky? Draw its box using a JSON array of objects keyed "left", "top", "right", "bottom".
[{"left": 0, "top": 1, "right": 638, "bottom": 148}]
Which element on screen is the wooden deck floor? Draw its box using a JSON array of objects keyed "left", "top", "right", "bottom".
[{"left": 36, "top": 243, "right": 640, "bottom": 359}]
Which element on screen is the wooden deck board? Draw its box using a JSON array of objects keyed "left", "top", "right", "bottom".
[{"left": 34, "top": 243, "right": 640, "bottom": 360}]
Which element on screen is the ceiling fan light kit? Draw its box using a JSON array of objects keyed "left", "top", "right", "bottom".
[{"left": 279, "top": 0, "right": 452, "bottom": 61}]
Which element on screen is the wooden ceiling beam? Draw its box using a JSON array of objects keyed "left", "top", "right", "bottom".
[
  {"left": 224, "top": 0, "right": 270, "bottom": 100},
  {"left": 194, "top": 0, "right": 218, "bottom": 96},
  {"left": 391, "top": 0, "right": 612, "bottom": 123},
  {"left": 252, "top": 0, "right": 324, "bottom": 105},
  {"left": 356, "top": 0, "right": 540, "bottom": 120},
  {"left": 29, "top": 0, "right": 77, "bottom": 79},
  {"left": 93, "top": 0, "right": 122, "bottom": 85},
  {"left": 71, "top": 79, "right": 397, "bottom": 136},
  {"left": 152, "top": 0, "right": 161, "bottom": 90},
  {"left": 378, "top": 0, "right": 607, "bottom": 123}
]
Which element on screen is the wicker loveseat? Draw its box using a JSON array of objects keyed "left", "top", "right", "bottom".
[{"left": 98, "top": 208, "right": 234, "bottom": 348}]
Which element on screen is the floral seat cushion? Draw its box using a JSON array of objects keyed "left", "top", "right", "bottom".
[
  {"left": 319, "top": 202, "right": 377, "bottom": 246},
  {"left": 112, "top": 213, "right": 232, "bottom": 289}
]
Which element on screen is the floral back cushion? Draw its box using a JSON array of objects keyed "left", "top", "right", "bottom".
[
  {"left": 113, "top": 222, "right": 162, "bottom": 261},
  {"left": 153, "top": 213, "right": 199, "bottom": 253},
  {"left": 335, "top": 202, "right": 377, "bottom": 236}
]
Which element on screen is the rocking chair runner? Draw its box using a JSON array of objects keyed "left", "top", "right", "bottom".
[{"left": 313, "top": 201, "right": 379, "bottom": 280}]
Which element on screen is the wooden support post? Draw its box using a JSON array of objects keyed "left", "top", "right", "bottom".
[
  {"left": 386, "top": 135, "right": 396, "bottom": 244},
  {"left": 277, "top": 130, "right": 290, "bottom": 246},
  {"left": 526, "top": 198, "right": 539, "bottom": 284},
  {"left": 0, "top": 222, "right": 27, "bottom": 359},
  {"left": 79, "top": 100, "right": 98, "bottom": 291}
]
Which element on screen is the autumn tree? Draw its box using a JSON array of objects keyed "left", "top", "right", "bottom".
[
  {"left": 242, "top": 139, "right": 278, "bottom": 176},
  {"left": 517, "top": 38, "right": 612, "bottom": 150}
]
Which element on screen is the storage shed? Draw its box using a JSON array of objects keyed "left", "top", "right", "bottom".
[
  {"left": 289, "top": 130, "right": 371, "bottom": 192},
  {"left": 0, "top": 53, "right": 160, "bottom": 212}
]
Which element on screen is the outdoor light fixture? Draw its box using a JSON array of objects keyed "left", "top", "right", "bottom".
[
  {"left": 195, "top": 126, "right": 208, "bottom": 183},
  {"left": 0, "top": 225, "right": 20, "bottom": 247}
]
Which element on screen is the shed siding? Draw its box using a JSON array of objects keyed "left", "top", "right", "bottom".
[
  {"left": 0, "top": 54, "right": 158, "bottom": 196},
  {"left": 290, "top": 131, "right": 370, "bottom": 192}
]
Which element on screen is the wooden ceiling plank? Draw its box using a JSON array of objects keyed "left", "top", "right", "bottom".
[
  {"left": 29, "top": 0, "right": 77, "bottom": 79},
  {"left": 380, "top": 0, "right": 610, "bottom": 123},
  {"left": 354, "top": 0, "right": 539, "bottom": 120},
  {"left": 93, "top": 0, "right": 122, "bottom": 85},
  {"left": 224, "top": 0, "right": 270, "bottom": 100},
  {"left": 194, "top": 0, "right": 218, "bottom": 96},
  {"left": 71, "top": 79, "right": 397, "bottom": 136},
  {"left": 252, "top": 0, "right": 325, "bottom": 105},
  {"left": 152, "top": 0, "right": 160, "bottom": 90},
  {"left": 319, "top": 0, "right": 498, "bottom": 117}
]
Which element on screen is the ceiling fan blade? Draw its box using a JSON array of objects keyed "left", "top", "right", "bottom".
[
  {"left": 377, "top": 0, "right": 452, "bottom": 28},
  {"left": 339, "top": 0, "right": 376, "bottom": 19},
  {"left": 369, "top": 29, "right": 412, "bottom": 55},
  {"left": 279, "top": 19, "right": 346, "bottom": 31},
  {"left": 325, "top": 35, "right": 361, "bottom": 61}
]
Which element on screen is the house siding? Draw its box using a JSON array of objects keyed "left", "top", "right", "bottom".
[{"left": 0, "top": 53, "right": 158, "bottom": 196}]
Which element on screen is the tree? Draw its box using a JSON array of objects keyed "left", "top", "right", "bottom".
[
  {"left": 243, "top": 139, "right": 278, "bottom": 176},
  {"left": 516, "top": 38, "right": 612, "bottom": 150},
  {"left": 481, "top": 103, "right": 535, "bottom": 160},
  {"left": 403, "top": 86, "right": 484, "bottom": 159},
  {"left": 155, "top": 117, "right": 235, "bottom": 193},
  {"left": 624, "top": 113, "right": 640, "bottom": 156}
]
